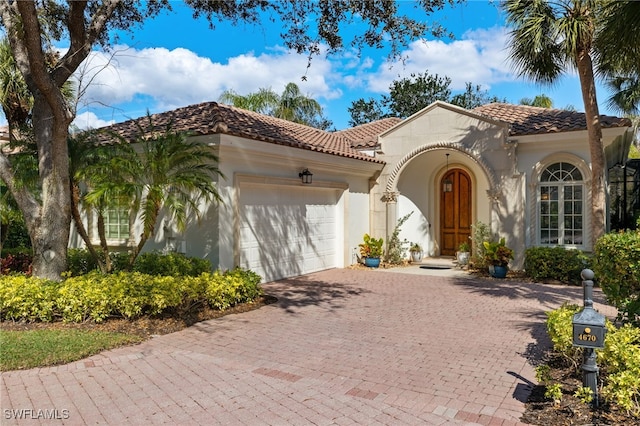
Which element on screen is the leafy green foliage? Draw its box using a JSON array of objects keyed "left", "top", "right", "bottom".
[
  {"left": 359, "top": 234, "right": 384, "bottom": 259},
  {"left": 599, "top": 323, "right": 640, "bottom": 416},
  {"left": 574, "top": 387, "right": 594, "bottom": 405},
  {"left": 385, "top": 212, "right": 413, "bottom": 264},
  {"left": 133, "top": 252, "right": 211, "bottom": 276},
  {"left": 348, "top": 72, "right": 505, "bottom": 125},
  {"left": 482, "top": 238, "right": 514, "bottom": 267},
  {"left": 544, "top": 383, "right": 563, "bottom": 406},
  {"left": 535, "top": 364, "right": 552, "bottom": 384},
  {"left": 204, "top": 268, "right": 262, "bottom": 310},
  {"left": 545, "top": 304, "right": 640, "bottom": 416},
  {"left": 593, "top": 231, "right": 640, "bottom": 325},
  {"left": 0, "top": 276, "right": 58, "bottom": 322},
  {"left": 66, "top": 248, "right": 101, "bottom": 276},
  {"left": 0, "top": 210, "right": 30, "bottom": 250},
  {"left": 220, "top": 82, "right": 333, "bottom": 130},
  {"left": 1, "top": 268, "right": 263, "bottom": 323},
  {"left": 66, "top": 249, "right": 211, "bottom": 277},
  {"left": 545, "top": 303, "right": 582, "bottom": 366},
  {"left": 470, "top": 221, "right": 490, "bottom": 268},
  {"left": 524, "top": 246, "right": 591, "bottom": 285}
]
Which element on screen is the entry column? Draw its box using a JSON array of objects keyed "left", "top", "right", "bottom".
[{"left": 383, "top": 191, "right": 399, "bottom": 254}]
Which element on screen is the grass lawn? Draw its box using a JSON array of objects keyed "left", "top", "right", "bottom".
[{"left": 0, "top": 329, "right": 143, "bottom": 371}]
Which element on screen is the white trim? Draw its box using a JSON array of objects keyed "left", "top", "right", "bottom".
[{"left": 530, "top": 154, "right": 591, "bottom": 249}]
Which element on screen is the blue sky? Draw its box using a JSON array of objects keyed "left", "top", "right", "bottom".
[{"left": 1, "top": 1, "right": 621, "bottom": 131}]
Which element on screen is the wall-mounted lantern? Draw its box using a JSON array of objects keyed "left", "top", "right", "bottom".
[
  {"left": 299, "top": 168, "right": 313, "bottom": 184},
  {"left": 443, "top": 153, "right": 453, "bottom": 193}
]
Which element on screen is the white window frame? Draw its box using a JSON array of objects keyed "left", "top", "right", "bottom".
[
  {"left": 103, "top": 206, "right": 131, "bottom": 243},
  {"left": 538, "top": 161, "right": 585, "bottom": 248}
]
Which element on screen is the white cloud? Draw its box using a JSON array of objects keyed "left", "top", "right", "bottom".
[
  {"left": 74, "top": 44, "right": 342, "bottom": 123},
  {"left": 364, "top": 26, "right": 514, "bottom": 93},
  {"left": 72, "top": 111, "right": 115, "bottom": 131}
]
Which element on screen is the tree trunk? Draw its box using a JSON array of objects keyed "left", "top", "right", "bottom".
[
  {"left": 70, "top": 182, "right": 106, "bottom": 273},
  {"left": 97, "top": 211, "right": 112, "bottom": 273},
  {"left": 28, "top": 100, "right": 72, "bottom": 281},
  {"left": 576, "top": 50, "right": 606, "bottom": 247}
]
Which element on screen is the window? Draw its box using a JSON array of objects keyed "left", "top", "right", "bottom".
[
  {"left": 539, "top": 162, "right": 583, "bottom": 246},
  {"left": 104, "top": 207, "right": 129, "bottom": 240}
]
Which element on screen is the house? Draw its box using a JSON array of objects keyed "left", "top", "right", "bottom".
[{"left": 79, "top": 101, "right": 634, "bottom": 282}]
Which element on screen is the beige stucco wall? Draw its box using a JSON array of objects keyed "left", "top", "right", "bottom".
[
  {"left": 372, "top": 102, "right": 527, "bottom": 264},
  {"left": 164, "top": 134, "right": 383, "bottom": 275},
  {"left": 371, "top": 102, "right": 633, "bottom": 269}
]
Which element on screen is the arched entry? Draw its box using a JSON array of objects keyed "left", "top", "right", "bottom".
[{"left": 440, "top": 168, "right": 472, "bottom": 256}]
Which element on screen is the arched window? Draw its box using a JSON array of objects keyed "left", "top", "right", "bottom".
[{"left": 539, "top": 162, "right": 584, "bottom": 246}]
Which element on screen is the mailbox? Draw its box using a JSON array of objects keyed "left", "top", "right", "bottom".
[{"left": 572, "top": 306, "right": 606, "bottom": 349}]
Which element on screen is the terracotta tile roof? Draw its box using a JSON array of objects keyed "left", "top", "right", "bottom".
[
  {"left": 472, "top": 103, "right": 632, "bottom": 136},
  {"left": 95, "top": 102, "right": 384, "bottom": 164},
  {"left": 335, "top": 118, "right": 402, "bottom": 148}
]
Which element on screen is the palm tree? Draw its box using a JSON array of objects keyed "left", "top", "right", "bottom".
[
  {"left": 272, "top": 82, "right": 324, "bottom": 125},
  {"left": 0, "top": 38, "right": 31, "bottom": 143},
  {"left": 519, "top": 94, "right": 553, "bottom": 108},
  {"left": 69, "top": 132, "right": 135, "bottom": 273},
  {"left": 85, "top": 117, "right": 225, "bottom": 268},
  {"left": 597, "top": 2, "right": 640, "bottom": 118},
  {"left": 219, "top": 82, "right": 332, "bottom": 129},
  {"left": 218, "top": 88, "right": 279, "bottom": 115},
  {"left": 503, "top": 0, "right": 608, "bottom": 244}
]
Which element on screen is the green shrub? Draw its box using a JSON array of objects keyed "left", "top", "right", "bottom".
[
  {"left": 66, "top": 249, "right": 212, "bottom": 277},
  {"left": 545, "top": 303, "right": 582, "bottom": 366},
  {"left": 593, "top": 231, "right": 640, "bottom": 325},
  {"left": 524, "top": 246, "right": 591, "bottom": 285},
  {"left": 470, "top": 221, "right": 490, "bottom": 268},
  {"left": 205, "top": 268, "right": 262, "bottom": 310},
  {"left": 0, "top": 275, "right": 57, "bottom": 321},
  {"left": 599, "top": 323, "right": 640, "bottom": 416},
  {"left": 545, "top": 304, "right": 640, "bottom": 416},
  {"left": 133, "top": 251, "right": 211, "bottom": 276},
  {"left": 1, "top": 268, "right": 262, "bottom": 323},
  {"left": 57, "top": 273, "right": 119, "bottom": 322},
  {"left": 66, "top": 248, "right": 100, "bottom": 276},
  {"left": 385, "top": 212, "right": 412, "bottom": 264}
]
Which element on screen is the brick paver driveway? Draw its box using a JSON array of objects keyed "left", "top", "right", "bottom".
[{"left": 1, "top": 267, "right": 614, "bottom": 425}]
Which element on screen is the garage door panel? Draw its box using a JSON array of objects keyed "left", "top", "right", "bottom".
[{"left": 239, "top": 185, "right": 338, "bottom": 282}]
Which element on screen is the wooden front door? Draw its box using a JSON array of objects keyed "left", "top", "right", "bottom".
[{"left": 440, "top": 168, "right": 472, "bottom": 256}]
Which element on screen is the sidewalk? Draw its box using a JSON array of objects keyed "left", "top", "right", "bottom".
[{"left": 1, "top": 268, "right": 615, "bottom": 425}]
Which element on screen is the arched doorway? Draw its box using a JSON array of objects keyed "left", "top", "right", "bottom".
[{"left": 440, "top": 168, "right": 472, "bottom": 256}]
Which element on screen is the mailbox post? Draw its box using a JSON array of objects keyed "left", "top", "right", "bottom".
[{"left": 572, "top": 269, "right": 606, "bottom": 407}]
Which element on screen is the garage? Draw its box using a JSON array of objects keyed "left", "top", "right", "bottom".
[{"left": 238, "top": 182, "right": 341, "bottom": 283}]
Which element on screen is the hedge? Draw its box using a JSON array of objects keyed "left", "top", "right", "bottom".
[{"left": 0, "top": 268, "right": 262, "bottom": 323}]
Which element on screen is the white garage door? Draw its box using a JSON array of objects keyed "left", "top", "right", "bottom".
[{"left": 238, "top": 184, "right": 339, "bottom": 283}]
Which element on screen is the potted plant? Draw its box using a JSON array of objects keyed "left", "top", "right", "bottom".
[
  {"left": 409, "top": 242, "right": 423, "bottom": 263},
  {"left": 359, "top": 233, "right": 384, "bottom": 268},
  {"left": 457, "top": 241, "right": 471, "bottom": 266},
  {"left": 482, "top": 238, "right": 514, "bottom": 278}
]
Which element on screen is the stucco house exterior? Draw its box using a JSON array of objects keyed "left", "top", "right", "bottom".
[{"left": 77, "top": 101, "right": 634, "bottom": 283}]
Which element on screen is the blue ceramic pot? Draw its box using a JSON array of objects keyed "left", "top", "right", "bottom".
[
  {"left": 364, "top": 257, "right": 381, "bottom": 268},
  {"left": 490, "top": 265, "right": 508, "bottom": 278}
]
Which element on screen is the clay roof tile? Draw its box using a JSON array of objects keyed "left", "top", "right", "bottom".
[{"left": 472, "top": 103, "right": 631, "bottom": 136}]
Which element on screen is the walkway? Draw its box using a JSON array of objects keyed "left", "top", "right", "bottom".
[{"left": 1, "top": 266, "right": 615, "bottom": 425}]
